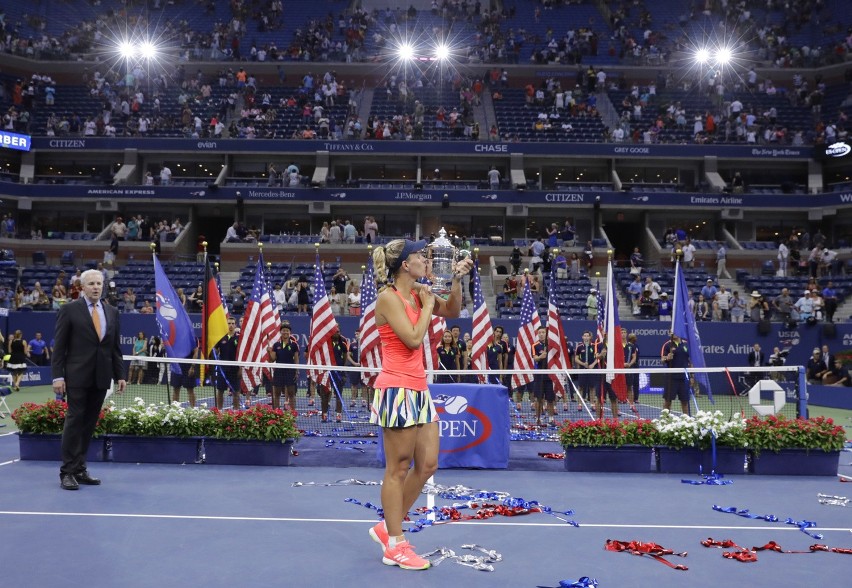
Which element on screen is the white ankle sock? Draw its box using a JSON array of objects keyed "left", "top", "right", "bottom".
[{"left": 388, "top": 535, "right": 405, "bottom": 548}]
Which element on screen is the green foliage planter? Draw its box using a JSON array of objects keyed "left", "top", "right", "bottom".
[
  {"left": 12, "top": 399, "right": 302, "bottom": 467},
  {"left": 750, "top": 449, "right": 840, "bottom": 476},
  {"left": 17, "top": 433, "right": 106, "bottom": 462},
  {"left": 563, "top": 445, "right": 655, "bottom": 473},
  {"left": 657, "top": 446, "right": 747, "bottom": 475},
  {"left": 108, "top": 435, "right": 202, "bottom": 464},
  {"left": 202, "top": 439, "right": 295, "bottom": 466}
]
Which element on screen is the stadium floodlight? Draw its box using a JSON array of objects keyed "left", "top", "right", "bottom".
[
  {"left": 714, "top": 46, "right": 732, "bottom": 65},
  {"left": 694, "top": 48, "right": 710, "bottom": 64},
  {"left": 139, "top": 41, "right": 158, "bottom": 60},
  {"left": 397, "top": 43, "right": 415, "bottom": 61},
  {"left": 119, "top": 41, "right": 136, "bottom": 59},
  {"left": 434, "top": 43, "right": 450, "bottom": 61}
]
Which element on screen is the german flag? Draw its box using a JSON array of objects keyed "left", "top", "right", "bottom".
[{"left": 203, "top": 259, "right": 229, "bottom": 359}]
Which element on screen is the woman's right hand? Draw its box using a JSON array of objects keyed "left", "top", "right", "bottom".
[{"left": 416, "top": 284, "right": 436, "bottom": 312}]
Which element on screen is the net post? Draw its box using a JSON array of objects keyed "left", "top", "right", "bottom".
[{"left": 797, "top": 365, "right": 807, "bottom": 418}]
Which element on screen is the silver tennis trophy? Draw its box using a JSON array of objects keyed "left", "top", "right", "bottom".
[{"left": 427, "top": 228, "right": 469, "bottom": 296}]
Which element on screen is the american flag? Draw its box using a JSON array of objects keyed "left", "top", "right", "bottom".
[
  {"left": 595, "top": 279, "right": 605, "bottom": 344},
  {"left": 236, "top": 259, "right": 281, "bottom": 393},
  {"left": 358, "top": 252, "right": 382, "bottom": 387},
  {"left": 512, "top": 275, "right": 541, "bottom": 391},
  {"left": 307, "top": 253, "right": 340, "bottom": 388},
  {"left": 469, "top": 258, "right": 495, "bottom": 384},
  {"left": 423, "top": 314, "right": 447, "bottom": 383},
  {"left": 546, "top": 266, "right": 570, "bottom": 397},
  {"left": 604, "top": 260, "right": 628, "bottom": 400}
]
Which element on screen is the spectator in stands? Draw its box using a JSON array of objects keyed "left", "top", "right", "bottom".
[
  {"left": 529, "top": 237, "right": 545, "bottom": 271},
  {"left": 1, "top": 213, "right": 15, "bottom": 238},
  {"left": 123, "top": 288, "right": 137, "bottom": 313},
  {"left": 160, "top": 165, "right": 172, "bottom": 186},
  {"left": 731, "top": 172, "right": 744, "bottom": 193},
  {"left": 773, "top": 288, "right": 794, "bottom": 324},
  {"left": 342, "top": 220, "right": 357, "bottom": 244},
  {"left": 225, "top": 221, "right": 243, "bottom": 243},
  {"left": 140, "top": 300, "right": 154, "bottom": 314},
  {"left": 630, "top": 247, "right": 643, "bottom": 274},
  {"left": 658, "top": 292, "right": 672, "bottom": 321},
  {"left": 51, "top": 277, "right": 67, "bottom": 310},
  {"left": 730, "top": 291, "right": 746, "bottom": 323},
  {"left": 364, "top": 216, "right": 378, "bottom": 244},
  {"left": 231, "top": 286, "right": 246, "bottom": 313},
  {"left": 296, "top": 279, "right": 310, "bottom": 313},
  {"left": 586, "top": 287, "right": 598, "bottom": 320},
  {"left": 329, "top": 221, "right": 342, "bottom": 244},
  {"left": 716, "top": 242, "right": 731, "bottom": 279},
  {"left": 644, "top": 276, "right": 661, "bottom": 301},
  {"left": 820, "top": 246, "right": 838, "bottom": 277},
  {"left": 487, "top": 166, "right": 501, "bottom": 190},
  {"left": 0, "top": 285, "right": 10, "bottom": 309},
  {"left": 32, "top": 282, "right": 50, "bottom": 311},
  {"left": 695, "top": 293, "right": 710, "bottom": 321},
  {"left": 320, "top": 222, "right": 330, "bottom": 243},
  {"left": 794, "top": 290, "right": 815, "bottom": 323},
  {"left": 681, "top": 237, "right": 696, "bottom": 268},
  {"left": 777, "top": 240, "right": 789, "bottom": 277},
  {"left": 700, "top": 279, "right": 717, "bottom": 301},
  {"left": 716, "top": 286, "right": 732, "bottom": 321},
  {"left": 266, "top": 163, "right": 279, "bottom": 187},
  {"left": 583, "top": 241, "right": 594, "bottom": 271}
]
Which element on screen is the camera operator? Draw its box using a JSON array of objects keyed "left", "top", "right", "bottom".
[{"left": 106, "top": 281, "right": 119, "bottom": 307}]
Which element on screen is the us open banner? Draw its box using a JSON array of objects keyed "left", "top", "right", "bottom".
[{"left": 376, "top": 383, "right": 511, "bottom": 469}]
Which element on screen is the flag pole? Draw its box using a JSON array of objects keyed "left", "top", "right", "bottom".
[{"left": 150, "top": 242, "right": 168, "bottom": 402}]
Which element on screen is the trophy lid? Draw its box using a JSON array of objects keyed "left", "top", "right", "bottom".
[{"left": 431, "top": 227, "right": 453, "bottom": 249}]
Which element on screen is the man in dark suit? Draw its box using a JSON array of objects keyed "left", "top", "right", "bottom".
[
  {"left": 52, "top": 269, "right": 126, "bottom": 490},
  {"left": 747, "top": 343, "right": 765, "bottom": 367}
]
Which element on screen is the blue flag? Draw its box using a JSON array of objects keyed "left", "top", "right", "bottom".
[
  {"left": 672, "top": 261, "right": 712, "bottom": 401},
  {"left": 153, "top": 254, "right": 195, "bottom": 369}
]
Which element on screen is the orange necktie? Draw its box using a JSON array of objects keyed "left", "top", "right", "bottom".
[{"left": 91, "top": 303, "right": 102, "bottom": 339}]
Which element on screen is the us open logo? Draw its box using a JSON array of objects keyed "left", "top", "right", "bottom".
[{"left": 434, "top": 395, "right": 493, "bottom": 453}]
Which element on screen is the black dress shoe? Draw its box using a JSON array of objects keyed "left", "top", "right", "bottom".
[
  {"left": 74, "top": 471, "right": 101, "bottom": 485},
  {"left": 60, "top": 474, "right": 79, "bottom": 491}
]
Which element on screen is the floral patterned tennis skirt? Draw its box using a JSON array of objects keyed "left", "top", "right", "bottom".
[{"left": 369, "top": 387, "right": 439, "bottom": 428}]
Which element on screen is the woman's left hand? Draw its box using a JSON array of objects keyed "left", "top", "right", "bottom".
[{"left": 453, "top": 257, "right": 474, "bottom": 278}]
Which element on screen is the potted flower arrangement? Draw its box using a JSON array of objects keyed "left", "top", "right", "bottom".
[
  {"left": 12, "top": 398, "right": 301, "bottom": 467},
  {"left": 559, "top": 419, "right": 658, "bottom": 472},
  {"left": 105, "top": 398, "right": 212, "bottom": 464},
  {"left": 745, "top": 415, "right": 845, "bottom": 476},
  {"left": 201, "top": 404, "right": 300, "bottom": 466},
  {"left": 12, "top": 400, "right": 108, "bottom": 461},
  {"left": 652, "top": 409, "right": 748, "bottom": 474}
]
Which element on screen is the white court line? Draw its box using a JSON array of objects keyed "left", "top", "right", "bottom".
[
  {"left": 0, "top": 511, "right": 848, "bottom": 532},
  {"left": 0, "top": 459, "right": 19, "bottom": 467},
  {"left": 0, "top": 431, "right": 18, "bottom": 437}
]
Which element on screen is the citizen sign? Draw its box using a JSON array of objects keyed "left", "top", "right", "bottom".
[{"left": 544, "top": 193, "right": 585, "bottom": 202}]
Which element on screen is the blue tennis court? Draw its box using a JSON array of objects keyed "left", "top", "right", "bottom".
[{"left": 1, "top": 432, "right": 850, "bottom": 588}]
